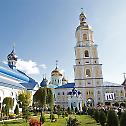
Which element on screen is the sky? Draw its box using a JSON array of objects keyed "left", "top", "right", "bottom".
[{"left": 0, "top": 0, "right": 126, "bottom": 84}]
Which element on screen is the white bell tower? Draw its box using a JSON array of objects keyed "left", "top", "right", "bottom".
[{"left": 74, "top": 10, "right": 103, "bottom": 106}]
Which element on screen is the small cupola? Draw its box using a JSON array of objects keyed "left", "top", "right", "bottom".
[{"left": 7, "top": 46, "right": 17, "bottom": 69}]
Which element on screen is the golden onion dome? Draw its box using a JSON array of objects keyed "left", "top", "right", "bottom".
[{"left": 51, "top": 67, "right": 62, "bottom": 76}]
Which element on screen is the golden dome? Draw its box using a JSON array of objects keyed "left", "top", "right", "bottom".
[{"left": 51, "top": 67, "right": 62, "bottom": 76}]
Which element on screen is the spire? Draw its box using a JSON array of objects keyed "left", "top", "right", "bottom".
[
  {"left": 56, "top": 60, "right": 58, "bottom": 69},
  {"left": 79, "top": 8, "right": 86, "bottom": 25},
  {"left": 12, "top": 42, "right": 15, "bottom": 52}
]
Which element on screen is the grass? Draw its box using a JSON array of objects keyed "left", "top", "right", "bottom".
[{"left": 0, "top": 114, "right": 100, "bottom": 126}]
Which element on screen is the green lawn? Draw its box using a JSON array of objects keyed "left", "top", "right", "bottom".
[{"left": 0, "top": 114, "right": 100, "bottom": 126}]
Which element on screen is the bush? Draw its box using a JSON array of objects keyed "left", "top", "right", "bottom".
[
  {"left": 29, "top": 118, "right": 40, "bottom": 126},
  {"left": 50, "top": 114, "right": 55, "bottom": 121},
  {"left": 99, "top": 110, "right": 106, "bottom": 126},
  {"left": 9, "top": 113, "right": 16, "bottom": 119},
  {"left": 65, "top": 112, "right": 68, "bottom": 117},
  {"left": 107, "top": 110, "right": 119, "bottom": 126},
  {"left": 67, "top": 117, "right": 80, "bottom": 126},
  {"left": 94, "top": 109, "right": 99, "bottom": 123},
  {"left": 67, "top": 107, "right": 71, "bottom": 114},
  {"left": 120, "top": 111, "right": 126, "bottom": 126}
]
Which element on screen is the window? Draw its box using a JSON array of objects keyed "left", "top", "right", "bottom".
[
  {"left": 58, "top": 92, "right": 60, "bottom": 95},
  {"left": 86, "top": 69, "right": 91, "bottom": 77},
  {"left": 85, "top": 61, "right": 89, "bottom": 64},
  {"left": 98, "top": 91, "right": 100, "bottom": 94},
  {"left": 63, "top": 92, "right": 65, "bottom": 95},
  {"left": 88, "top": 82, "right": 91, "bottom": 85},
  {"left": 83, "top": 34, "right": 87, "bottom": 41},
  {"left": 85, "top": 50, "right": 89, "bottom": 57},
  {"left": 79, "top": 62, "right": 80, "bottom": 64}
]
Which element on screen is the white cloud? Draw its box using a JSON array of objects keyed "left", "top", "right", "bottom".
[{"left": 16, "top": 59, "right": 40, "bottom": 75}]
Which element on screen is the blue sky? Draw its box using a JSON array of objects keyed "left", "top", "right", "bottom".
[{"left": 0, "top": 0, "right": 126, "bottom": 84}]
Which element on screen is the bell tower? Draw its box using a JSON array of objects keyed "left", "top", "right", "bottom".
[{"left": 74, "top": 10, "right": 103, "bottom": 106}]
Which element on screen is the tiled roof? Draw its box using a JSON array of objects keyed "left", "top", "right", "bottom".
[
  {"left": 20, "top": 82, "right": 38, "bottom": 90},
  {"left": 55, "top": 83, "right": 75, "bottom": 89}
]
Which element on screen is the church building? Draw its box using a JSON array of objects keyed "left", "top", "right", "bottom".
[{"left": 0, "top": 47, "right": 39, "bottom": 111}]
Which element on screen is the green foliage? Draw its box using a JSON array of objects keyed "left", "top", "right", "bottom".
[
  {"left": 18, "top": 91, "right": 31, "bottom": 121},
  {"left": 14, "top": 105, "right": 19, "bottom": 115},
  {"left": 3, "top": 97, "right": 14, "bottom": 116},
  {"left": 40, "top": 115, "right": 45, "bottom": 124},
  {"left": 107, "top": 110, "right": 119, "bottom": 126},
  {"left": 18, "top": 91, "right": 31, "bottom": 107},
  {"left": 120, "top": 111, "right": 126, "bottom": 126},
  {"left": 94, "top": 109, "right": 99, "bottom": 123},
  {"left": 99, "top": 110, "right": 106, "bottom": 126},
  {"left": 33, "top": 87, "right": 54, "bottom": 110},
  {"left": 1, "top": 106, "right": 5, "bottom": 116},
  {"left": 67, "top": 107, "right": 71, "bottom": 114},
  {"left": 67, "top": 117, "right": 80, "bottom": 126},
  {"left": 50, "top": 114, "right": 55, "bottom": 121},
  {"left": 87, "top": 107, "right": 94, "bottom": 116}
]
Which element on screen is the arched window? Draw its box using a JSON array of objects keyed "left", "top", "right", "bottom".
[
  {"left": 83, "top": 34, "right": 87, "bottom": 41},
  {"left": 98, "top": 91, "right": 100, "bottom": 94},
  {"left": 63, "top": 92, "right": 65, "bottom": 95},
  {"left": 85, "top": 50, "right": 89, "bottom": 57},
  {"left": 86, "top": 69, "right": 91, "bottom": 77}
]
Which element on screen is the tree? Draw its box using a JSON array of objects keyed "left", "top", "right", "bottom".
[
  {"left": 67, "top": 107, "right": 71, "bottom": 114},
  {"left": 94, "top": 109, "right": 99, "bottom": 123},
  {"left": 120, "top": 111, "right": 126, "bottom": 126},
  {"left": 18, "top": 91, "right": 31, "bottom": 121},
  {"left": 3, "top": 97, "right": 14, "bottom": 116},
  {"left": 33, "top": 87, "right": 54, "bottom": 110},
  {"left": 107, "top": 110, "right": 119, "bottom": 126},
  {"left": 99, "top": 110, "right": 106, "bottom": 126},
  {"left": 14, "top": 104, "right": 19, "bottom": 115}
]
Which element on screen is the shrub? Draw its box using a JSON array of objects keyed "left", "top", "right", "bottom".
[
  {"left": 67, "top": 107, "right": 71, "bottom": 114},
  {"left": 94, "top": 109, "right": 99, "bottom": 123},
  {"left": 50, "top": 114, "right": 55, "bottom": 121},
  {"left": 65, "top": 112, "right": 68, "bottom": 117},
  {"left": 99, "top": 110, "right": 106, "bottom": 126},
  {"left": 107, "top": 110, "right": 119, "bottom": 126},
  {"left": 29, "top": 118, "right": 40, "bottom": 126},
  {"left": 87, "top": 107, "right": 94, "bottom": 116},
  {"left": 9, "top": 113, "right": 16, "bottom": 119},
  {"left": 67, "top": 117, "right": 80, "bottom": 126},
  {"left": 120, "top": 111, "right": 126, "bottom": 126}
]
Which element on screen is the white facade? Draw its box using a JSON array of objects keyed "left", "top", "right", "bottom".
[{"left": 74, "top": 12, "right": 103, "bottom": 106}]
